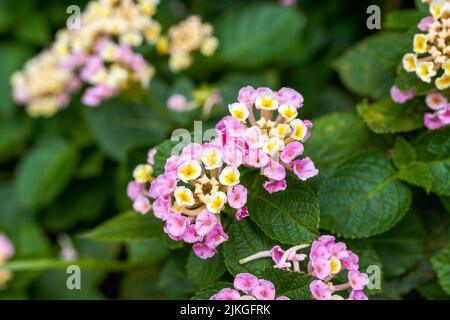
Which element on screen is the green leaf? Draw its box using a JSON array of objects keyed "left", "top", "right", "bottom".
[
  {"left": 335, "top": 32, "right": 412, "bottom": 99},
  {"left": 15, "top": 13, "right": 50, "bottom": 45},
  {"left": 82, "top": 211, "right": 163, "bottom": 241},
  {"left": 258, "top": 268, "right": 313, "bottom": 300},
  {"left": 216, "top": 4, "right": 303, "bottom": 68},
  {"left": 154, "top": 138, "right": 178, "bottom": 176},
  {"left": 393, "top": 137, "right": 417, "bottom": 168},
  {"left": 42, "top": 179, "right": 109, "bottom": 232},
  {"left": 127, "top": 238, "right": 168, "bottom": 264},
  {"left": 84, "top": 98, "right": 170, "bottom": 161},
  {"left": 398, "top": 162, "right": 432, "bottom": 192},
  {"left": 357, "top": 98, "right": 423, "bottom": 134},
  {"left": 395, "top": 67, "right": 435, "bottom": 95},
  {"left": 223, "top": 220, "right": 275, "bottom": 275},
  {"left": 385, "top": 10, "right": 425, "bottom": 30},
  {"left": 318, "top": 151, "right": 411, "bottom": 238},
  {"left": 0, "top": 44, "right": 33, "bottom": 116},
  {"left": 304, "top": 112, "right": 368, "bottom": 168},
  {"left": 441, "top": 196, "right": 450, "bottom": 213},
  {"left": 415, "top": 126, "right": 450, "bottom": 196},
  {"left": 191, "top": 282, "right": 232, "bottom": 300},
  {"left": 15, "top": 137, "right": 80, "bottom": 210},
  {"left": 186, "top": 251, "right": 226, "bottom": 287},
  {"left": 244, "top": 173, "right": 320, "bottom": 245},
  {"left": 371, "top": 213, "right": 424, "bottom": 278},
  {"left": 431, "top": 243, "right": 450, "bottom": 295},
  {"left": 0, "top": 116, "right": 31, "bottom": 162}
]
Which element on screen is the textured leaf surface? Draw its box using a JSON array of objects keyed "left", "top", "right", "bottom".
[
  {"left": 245, "top": 173, "right": 320, "bottom": 244},
  {"left": 357, "top": 99, "right": 423, "bottom": 134},
  {"left": 187, "top": 251, "right": 226, "bottom": 287},
  {"left": 335, "top": 32, "right": 412, "bottom": 99},
  {"left": 371, "top": 213, "right": 424, "bottom": 278},
  {"left": 304, "top": 112, "right": 368, "bottom": 168},
  {"left": 223, "top": 220, "right": 275, "bottom": 275},
  {"left": 318, "top": 151, "right": 411, "bottom": 238},
  {"left": 431, "top": 243, "right": 450, "bottom": 295},
  {"left": 82, "top": 211, "right": 163, "bottom": 241},
  {"left": 216, "top": 4, "right": 303, "bottom": 67},
  {"left": 415, "top": 126, "right": 450, "bottom": 196},
  {"left": 258, "top": 268, "right": 313, "bottom": 300},
  {"left": 393, "top": 137, "right": 417, "bottom": 168}
]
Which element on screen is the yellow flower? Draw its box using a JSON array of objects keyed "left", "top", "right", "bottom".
[
  {"left": 200, "top": 37, "right": 218, "bottom": 56},
  {"left": 229, "top": 102, "right": 249, "bottom": 121},
  {"left": 413, "top": 34, "right": 428, "bottom": 54},
  {"left": 133, "top": 164, "right": 154, "bottom": 183},
  {"left": 255, "top": 93, "right": 279, "bottom": 110},
  {"left": 416, "top": 61, "right": 437, "bottom": 83},
  {"left": 435, "top": 73, "right": 450, "bottom": 89},
  {"left": 178, "top": 160, "right": 202, "bottom": 182},
  {"left": 174, "top": 186, "right": 195, "bottom": 207},
  {"left": 263, "top": 137, "right": 285, "bottom": 157},
  {"left": 272, "top": 124, "right": 292, "bottom": 139},
  {"left": 201, "top": 148, "right": 223, "bottom": 170},
  {"left": 402, "top": 53, "right": 417, "bottom": 72},
  {"left": 330, "top": 257, "right": 341, "bottom": 274},
  {"left": 290, "top": 119, "right": 308, "bottom": 141},
  {"left": 206, "top": 192, "right": 227, "bottom": 213},
  {"left": 278, "top": 103, "right": 298, "bottom": 121},
  {"left": 218, "top": 166, "right": 240, "bottom": 186}
]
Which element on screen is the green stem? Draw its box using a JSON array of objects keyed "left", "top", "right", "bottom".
[{"left": 0, "top": 259, "right": 152, "bottom": 272}]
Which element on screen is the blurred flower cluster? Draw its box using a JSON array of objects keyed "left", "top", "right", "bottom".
[
  {"left": 0, "top": 233, "right": 14, "bottom": 289},
  {"left": 11, "top": 0, "right": 217, "bottom": 117},
  {"left": 239, "top": 235, "right": 369, "bottom": 300},
  {"left": 157, "top": 15, "right": 218, "bottom": 72},
  {"left": 210, "top": 273, "right": 289, "bottom": 300}
]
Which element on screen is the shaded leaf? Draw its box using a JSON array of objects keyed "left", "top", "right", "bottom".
[{"left": 318, "top": 151, "right": 411, "bottom": 238}]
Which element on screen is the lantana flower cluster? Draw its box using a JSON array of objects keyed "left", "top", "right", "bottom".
[
  {"left": 210, "top": 273, "right": 289, "bottom": 300},
  {"left": 128, "top": 141, "right": 250, "bottom": 259},
  {"left": 12, "top": 0, "right": 217, "bottom": 117},
  {"left": 0, "top": 233, "right": 15, "bottom": 289},
  {"left": 157, "top": 15, "right": 218, "bottom": 72},
  {"left": 219, "top": 86, "right": 318, "bottom": 193},
  {"left": 402, "top": 0, "right": 450, "bottom": 87},
  {"left": 391, "top": 0, "right": 450, "bottom": 130},
  {"left": 239, "top": 235, "right": 369, "bottom": 300}
]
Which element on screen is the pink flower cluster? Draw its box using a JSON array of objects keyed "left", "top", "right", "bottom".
[
  {"left": 218, "top": 86, "right": 318, "bottom": 194},
  {"left": 128, "top": 142, "right": 250, "bottom": 259},
  {"left": 239, "top": 235, "right": 369, "bottom": 300},
  {"left": 64, "top": 38, "right": 153, "bottom": 107},
  {"left": 308, "top": 236, "right": 368, "bottom": 300},
  {"left": 424, "top": 93, "right": 450, "bottom": 129},
  {"left": 210, "top": 273, "right": 289, "bottom": 300}
]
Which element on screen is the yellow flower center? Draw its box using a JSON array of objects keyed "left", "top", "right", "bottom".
[
  {"left": 210, "top": 197, "right": 224, "bottom": 212},
  {"left": 223, "top": 172, "right": 238, "bottom": 185},
  {"left": 261, "top": 98, "right": 274, "bottom": 109},
  {"left": 330, "top": 257, "right": 341, "bottom": 274},
  {"left": 180, "top": 164, "right": 197, "bottom": 179}
]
